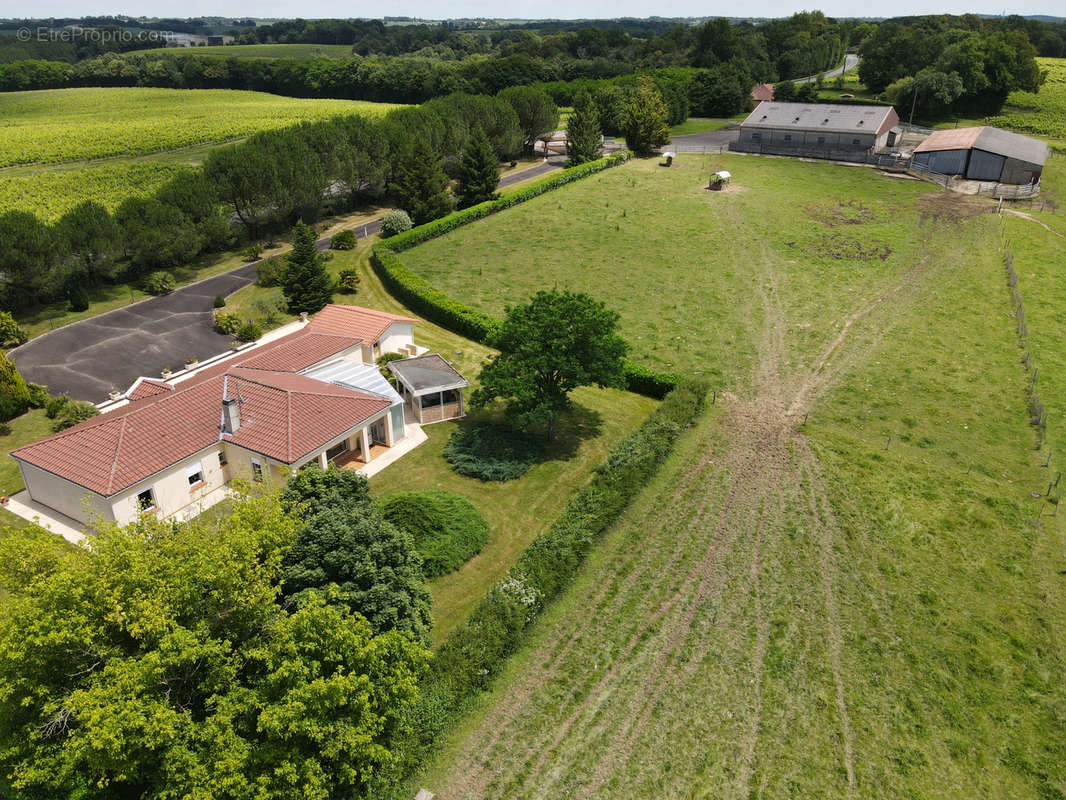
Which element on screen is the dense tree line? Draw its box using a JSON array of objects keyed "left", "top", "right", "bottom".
[
  {"left": 0, "top": 89, "right": 538, "bottom": 313},
  {"left": 859, "top": 18, "right": 1048, "bottom": 116}
]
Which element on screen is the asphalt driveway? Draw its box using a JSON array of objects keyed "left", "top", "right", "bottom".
[{"left": 11, "top": 160, "right": 563, "bottom": 402}]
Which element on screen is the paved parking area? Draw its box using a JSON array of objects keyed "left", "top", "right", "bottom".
[{"left": 11, "top": 161, "right": 563, "bottom": 402}]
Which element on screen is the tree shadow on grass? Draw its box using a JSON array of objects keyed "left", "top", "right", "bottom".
[{"left": 444, "top": 402, "right": 605, "bottom": 481}]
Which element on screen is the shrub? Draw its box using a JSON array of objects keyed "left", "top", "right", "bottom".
[
  {"left": 330, "top": 229, "right": 357, "bottom": 250},
  {"left": 443, "top": 421, "right": 544, "bottom": 481},
  {"left": 242, "top": 243, "right": 263, "bottom": 262},
  {"left": 253, "top": 295, "right": 285, "bottom": 326},
  {"left": 256, "top": 256, "right": 284, "bottom": 287},
  {"left": 142, "top": 271, "right": 175, "bottom": 295},
  {"left": 0, "top": 311, "right": 28, "bottom": 347},
  {"left": 0, "top": 422, "right": 10, "bottom": 436},
  {"left": 51, "top": 399, "right": 99, "bottom": 432},
  {"left": 44, "top": 394, "right": 70, "bottom": 419},
  {"left": 0, "top": 353, "right": 31, "bottom": 423},
  {"left": 380, "top": 209, "right": 413, "bottom": 238},
  {"left": 236, "top": 321, "right": 262, "bottom": 342},
  {"left": 336, "top": 267, "right": 361, "bottom": 293},
  {"left": 67, "top": 284, "right": 89, "bottom": 312},
  {"left": 26, "top": 383, "right": 49, "bottom": 409},
  {"left": 376, "top": 351, "right": 405, "bottom": 382},
  {"left": 381, "top": 490, "right": 489, "bottom": 577},
  {"left": 213, "top": 294, "right": 226, "bottom": 309},
  {"left": 281, "top": 465, "right": 371, "bottom": 518},
  {"left": 213, "top": 312, "right": 241, "bottom": 335}
]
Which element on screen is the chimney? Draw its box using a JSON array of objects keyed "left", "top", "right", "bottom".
[{"left": 222, "top": 397, "right": 240, "bottom": 434}]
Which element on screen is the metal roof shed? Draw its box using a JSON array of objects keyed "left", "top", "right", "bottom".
[{"left": 389, "top": 354, "right": 470, "bottom": 425}]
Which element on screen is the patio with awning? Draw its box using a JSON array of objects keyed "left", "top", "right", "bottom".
[{"left": 388, "top": 354, "right": 470, "bottom": 424}]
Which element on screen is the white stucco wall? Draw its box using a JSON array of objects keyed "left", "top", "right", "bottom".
[
  {"left": 110, "top": 447, "right": 228, "bottom": 526},
  {"left": 18, "top": 462, "right": 115, "bottom": 527},
  {"left": 378, "top": 322, "right": 415, "bottom": 354}
]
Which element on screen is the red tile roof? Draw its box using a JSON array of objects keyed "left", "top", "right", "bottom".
[
  {"left": 10, "top": 306, "right": 407, "bottom": 497},
  {"left": 751, "top": 83, "right": 775, "bottom": 102},
  {"left": 127, "top": 378, "right": 173, "bottom": 401},
  {"left": 309, "top": 304, "right": 418, "bottom": 343}
]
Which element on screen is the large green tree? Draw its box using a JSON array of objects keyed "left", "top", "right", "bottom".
[
  {"left": 472, "top": 290, "right": 629, "bottom": 440},
  {"left": 566, "top": 91, "right": 602, "bottom": 166},
  {"left": 56, "top": 201, "right": 121, "bottom": 284},
  {"left": 280, "top": 220, "right": 333, "bottom": 314},
  {"left": 454, "top": 126, "right": 499, "bottom": 209},
  {"left": 623, "top": 76, "right": 670, "bottom": 157},
  {"left": 282, "top": 503, "right": 433, "bottom": 642},
  {"left": 0, "top": 493, "right": 430, "bottom": 800},
  {"left": 498, "top": 85, "right": 559, "bottom": 153},
  {"left": 0, "top": 210, "right": 67, "bottom": 308},
  {"left": 392, "top": 139, "right": 452, "bottom": 225},
  {"left": 0, "top": 350, "right": 31, "bottom": 422}
]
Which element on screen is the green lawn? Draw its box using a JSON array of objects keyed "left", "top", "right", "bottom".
[
  {"left": 668, "top": 116, "right": 739, "bottom": 136},
  {"left": 405, "top": 155, "right": 1066, "bottom": 797},
  {"left": 0, "top": 409, "right": 55, "bottom": 531}
]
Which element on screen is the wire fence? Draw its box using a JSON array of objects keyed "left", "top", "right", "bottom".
[{"left": 909, "top": 161, "right": 1041, "bottom": 198}]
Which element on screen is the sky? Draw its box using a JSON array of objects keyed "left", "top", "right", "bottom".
[{"left": 9, "top": 1, "right": 1060, "bottom": 21}]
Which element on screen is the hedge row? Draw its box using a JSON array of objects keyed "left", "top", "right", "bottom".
[
  {"left": 389, "top": 378, "right": 708, "bottom": 790},
  {"left": 370, "top": 149, "right": 680, "bottom": 399}
]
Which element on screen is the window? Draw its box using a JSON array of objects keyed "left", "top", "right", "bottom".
[
  {"left": 251, "top": 459, "right": 264, "bottom": 482},
  {"left": 326, "top": 440, "right": 349, "bottom": 462},
  {"left": 186, "top": 463, "right": 204, "bottom": 487},
  {"left": 852, "top": 138, "right": 861, "bottom": 146},
  {"left": 136, "top": 488, "right": 156, "bottom": 511},
  {"left": 783, "top": 134, "right": 791, "bottom": 142},
  {"left": 218, "top": 450, "right": 227, "bottom": 467},
  {"left": 817, "top": 136, "right": 826, "bottom": 145},
  {"left": 751, "top": 132, "right": 761, "bottom": 141}
]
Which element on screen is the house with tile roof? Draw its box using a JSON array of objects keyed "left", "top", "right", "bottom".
[{"left": 8, "top": 305, "right": 459, "bottom": 536}]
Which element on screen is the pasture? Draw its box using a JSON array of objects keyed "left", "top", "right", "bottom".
[{"left": 404, "top": 155, "right": 1066, "bottom": 797}]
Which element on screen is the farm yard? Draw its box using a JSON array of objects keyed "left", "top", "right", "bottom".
[{"left": 404, "top": 154, "right": 1066, "bottom": 797}]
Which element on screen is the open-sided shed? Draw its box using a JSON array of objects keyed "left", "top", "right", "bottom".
[{"left": 911, "top": 126, "right": 1047, "bottom": 185}]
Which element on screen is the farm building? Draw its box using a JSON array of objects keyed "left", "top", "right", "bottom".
[
  {"left": 731, "top": 101, "right": 900, "bottom": 161},
  {"left": 911, "top": 126, "right": 1048, "bottom": 185},
  {"left": 751, "top": 83, "right": 775, "bottom": 103}
]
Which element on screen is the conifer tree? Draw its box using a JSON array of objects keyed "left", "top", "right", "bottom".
[
  {"left": 393, "top": 140, "right": 452, "bottom": 225},
  {"left": 455, "top": 127, "right": 500, "bottom": 209},
  {"left": 566, "top": 91, "right": 602, "bottom": 166},
  {"left": 281, "top": 221, "right": 333, "bottom": 315},
  {"left": 624, "top": 77, "right": 671, "bottom": 157}
]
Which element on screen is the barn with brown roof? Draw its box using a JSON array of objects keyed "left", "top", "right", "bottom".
[{"left": 911, "top": 126, "right": 1048, "bottom": 185}]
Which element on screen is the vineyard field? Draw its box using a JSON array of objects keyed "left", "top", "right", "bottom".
[
  {"left": 0, "top": 162, "right": 189, "bottom": 221},
  {"left": 987, "top": 57, "right": 1066, "bottom": 144},
  {"left": 125, "top": 43, "right": 358, "bottom": 59},
  {"left": 0, "top": 87, "right": 401, "bottom": 167}
]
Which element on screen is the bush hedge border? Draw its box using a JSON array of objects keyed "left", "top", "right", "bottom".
[
  {"left": 389, "top": 379, "right": 708, "bottom": 791},
  {"left": 370, "top": 150, "right": 682, "bottom": 399}
]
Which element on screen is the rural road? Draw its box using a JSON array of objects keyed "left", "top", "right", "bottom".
[
  {"left": 668, "top": 128, "right": 740, "bottom": 151},
  {"left": 12, "top": 159, "right": 564, "bottom": 402},
  {"left": 795, "top": 53, "right": 860, "bottom": 84}
]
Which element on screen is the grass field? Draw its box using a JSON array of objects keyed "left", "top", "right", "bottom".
[
  {"left": 668, "top": 116, "right": 740, "bottom": 136},
  {"left": 402, "top": 155, "right": 935, "bottom": 379},
  {"left": 127, "top": 43, "right": 358, "bottom": 59},
  {"left": 0, "top": 87, "right": 399, "bottom": 167},
  {"left": 404, "top": 156, "right": 1066, "bottom": 797}
]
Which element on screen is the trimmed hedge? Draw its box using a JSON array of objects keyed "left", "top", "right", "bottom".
[
  {"left": 370, "top": 149, "right": 678, "bottom": 399},
  {"left": 389, "top": 379, "right": 708, "bottom": 783},
  {"left": 380, "top": 490, "right": 490, "bottom": 578}
]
